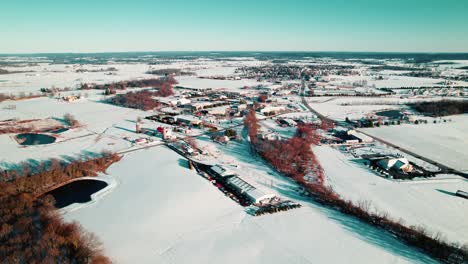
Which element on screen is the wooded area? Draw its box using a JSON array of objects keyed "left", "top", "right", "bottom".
[
  {"left": 410, "top": 100, "right": 468, "bottom": 117},
  {"left": 0, "top": 152, "right": 121, "bottom": 263}
]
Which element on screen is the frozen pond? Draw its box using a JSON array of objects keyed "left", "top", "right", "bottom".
[
  {"left": 16, "top": 133, "right": 56, "bottom": 145},
  {"left": 44, "top": 179, "right": 108, "bottom": 208}
]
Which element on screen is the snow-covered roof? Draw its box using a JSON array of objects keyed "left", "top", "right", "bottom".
[
  {"left": 227, "top": 176, "right": 256, "bottom": 193},
  {"left": 246, "top": 189, "right": 276, "bottom": 203},
  {"left": 211, "top": 165, "right": 235, "bottom": 177}
]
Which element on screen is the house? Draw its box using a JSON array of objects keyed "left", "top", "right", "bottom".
[
  {"left": 174, "top": 115, "right": 202, "bottom": 126},
  {"left": 279, "top": 118, "right": 297, "bottom": 127},
  {"left": 377, "top": 157, "right": 413, "bottom": 173},
  {"left": 259, "top": 132, "right": 283, "bottom": 141},
  {"left": 157, "top": 97, "right": 190, "bottom": 107},
  {"left": 160, "top": 107, "right": 183, "bottom": 116}
]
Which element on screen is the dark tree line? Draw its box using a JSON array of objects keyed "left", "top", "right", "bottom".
[
  {"left": 409, "top": 100, "right": 468, "bottom": 117},
  {"left": 146, "top": 68, "right": 194, "bottom": 76}
]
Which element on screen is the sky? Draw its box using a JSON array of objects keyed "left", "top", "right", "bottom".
[{"left": 1, "top": 0, "right": 468, "bottom": 53}]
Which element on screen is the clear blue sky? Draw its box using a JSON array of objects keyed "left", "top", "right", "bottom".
[{"left": 1, "top": 0, "right": 467, "bottom": 53}]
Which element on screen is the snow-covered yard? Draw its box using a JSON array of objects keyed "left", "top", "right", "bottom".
[
  {"left": 362, "top": 114, "right": 468, "bottom": 172},
  {"left": 316, "top": 145, "right": 468, "bottom": 245}
]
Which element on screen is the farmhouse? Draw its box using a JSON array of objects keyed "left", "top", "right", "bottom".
[{"left": 377, "top": 157, "right": 413, "bottom": 173}]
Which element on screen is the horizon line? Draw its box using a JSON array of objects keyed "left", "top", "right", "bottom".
[{"left": 2, "top": 50, "right": 468, "bottom": 56}]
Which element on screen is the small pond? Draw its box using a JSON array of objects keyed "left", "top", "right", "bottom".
[
  {"left": 43, "top": 179, "right": 108, "bottom": 208},
  {"left": 16, "top": 133, "right": 56, "bottom": 145}
]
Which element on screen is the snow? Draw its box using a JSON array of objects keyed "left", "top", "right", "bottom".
[
  {"left": 306, "top": 96, "right": 464, "bottom": 121},
  {"left": 64, "top": 145, "right": 436, "bottom": 264},
  {"left": 2, "top": 58, "right": 466, "bottom": 263},
  {"left": 316, "top": 145, "right": 468, "bottom": 245},
  {"left": 362, "top": 114, "right": 468, "bottom": 172},
  {"left": 328, "top": 74, "right": 449, "bottom": 88},
  {"left": 0, "top": 95, "right": 155, "bottom": 166}
]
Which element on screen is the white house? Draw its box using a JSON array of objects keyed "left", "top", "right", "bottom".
[{"left": 377, "top": 158, "right": 413, "bottom": 172}]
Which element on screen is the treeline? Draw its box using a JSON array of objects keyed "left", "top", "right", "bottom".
[
  {"left": 107, "top": 77, "right": 176, "bottom": 110},
  {"left": 0, "top": 152, "right": 121, "bottom": 197},
  {"left": 409, "top": 100, "right": 468, "bottom": 117},
  {"left": 109, "top": 90, "right": 160, "bottom": 111},
  {"left": 244, "top": 110, "right": 467, "bottom": 263},
  {"left": 146, "top": 68, "right": 195, "bottom": 76},
  {"left": 0, "top": 92, "right": 43, "bottom": 103},
  {"left": 81, "top": 77, "right": 177, "bottom": 91},
  {"left": 0, "top": 152, "right": 120, "bottom": 263},
  {"left": 76, "top": 67, "right": 118, "bottom": 73},
  {"left": 0, "top": 68, "right": 32, "bottom": 75}
]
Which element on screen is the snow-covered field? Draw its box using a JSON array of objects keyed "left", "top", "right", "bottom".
[
  {"left": 329, "top": 74, "right": 453, "bottom": 88},
  {"left": 0, "top": 94, "right": 160, "bottom": 167},
  {"left": 316, "top": 146, "right": 468, "bottom": 245},
  {"left": 306, "top": 96, "right": 464, "bottom": 121},
  {"left": 65, "top": 145, "right": 436, "bottom": 264},
  {"left": 0, "top": 60, "right": 270, "bottom": 96},
  {"left": 2, "top": 57, "right": 467, "bottom": 263},
  {"left": 362, "top": 114, "right": 468, "bottom": 172}
]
